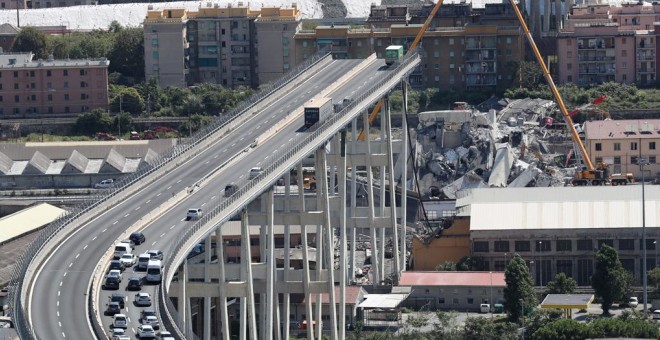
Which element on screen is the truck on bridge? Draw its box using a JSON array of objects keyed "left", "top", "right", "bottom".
[
  {"left": 384, "top": 45, "right": 404, "bottom": 66},
  {"left": 303, "top": 97, "right": 332, "bottom": 129}
]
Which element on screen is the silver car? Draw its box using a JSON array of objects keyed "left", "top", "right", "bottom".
[{"left": 134, "top": 292, "right": 152, "bottom": 307}]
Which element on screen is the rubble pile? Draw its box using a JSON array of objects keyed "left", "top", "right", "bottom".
[{"left": 410, "top": 98, "right": 576, "bottom": 199}]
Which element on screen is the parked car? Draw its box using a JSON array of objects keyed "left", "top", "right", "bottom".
[
  {"left": 113, "top": 314, "right": 128, "bottom": 329},
  {"left": 109, "top": 293, "right": 126, "bottom": 308},
  {"left": 147, "top": 250, "right": 163, "bottom": 261},
  {"left": 629, "top": 297, "right": 639, "bottom": 308},
  {"left": 105, "top": 301, "right": 121, "bottom": 316},
  {"left": 94, "top": 179, "right": 114, "bottom": 188},
  {"left": 137, "top": 324, "right": 156, "bottom": 338},
  {"left": 480, "top": 303, "right": 491, "bottom": 313},
  {"left": 130, "top": 232, "right": 146, "bottom": 245},
  {"left": 653, "top": 310, "right": 660, "bottom": 319},
  {"left": 127, "top": 276, "right": 143, "bottom": 291},
  {"left": 119, "top": 254, "right": 137, "bottom": 267},
  {"left": 186, "top": 208, "right": 202, "bottom": 221},
  {"left": 134, "top": 292, "right": 152, "bottom": 306}
]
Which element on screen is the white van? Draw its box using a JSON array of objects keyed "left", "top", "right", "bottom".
[
  {"left": 137, "top": 254, "right": 151, "bottom": 270},
  {"left": 249, "top": 167, "right": 263, "bottom": 179},
  {"left": 480, "top": 304, "right": 491, "bottom": 313},
  {"left": 113, "top": 243, "right": 132, "bottom": 259},
  {"left": 146, "top": 260, "right": 162, "bottom": 283}
]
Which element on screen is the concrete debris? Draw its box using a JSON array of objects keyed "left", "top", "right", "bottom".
[{"left": 411, "top": 97, "right": 580, "bottom": 199}]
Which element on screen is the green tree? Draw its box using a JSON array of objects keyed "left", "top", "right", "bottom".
[
  {"left": 503, "top": 254, "right": 536, "bottom": 322},
  {"left": 112, "top": 112, "right": 133, "bottom": 138},
  {"left": 435, "top": 261, "right": 457, "bottom": 271},
  {"left": 591, "top": 244, "right": 627, "bottom": 315},
  {"left": 517, "top": 61, "right": 544, "bottom": 89},
  {"left": 431, "top": 311, "right": 461, "bottom": 339},
  {"left": 108, "top": 27, "right": 144, "bottom": 81},
  {"left": 72, "top": 108, "right": 112, "bottom": 135},
  {"left": 648, "top": 267, "right": 660, "bottom": 287},
  {"left": 532, "top": 318, "right": 588, "bottom": 340},
  {"left": 587, "top": 317, "right": 660, "bottom": 339},
  {"left": 545, "top": 272, "right": 577, "bottom": 294},
  {"left": 524, "top": 309, "right": 563, "bottom": 339},
  {"left": 12, "top": 26, "right": 49, "bottom": 59},
  {"left": 109, "top": 87, "right": 145, "bottom": 115},
  {"left": 463, "top": 317, "right": 518, "bottom": 340},
  {"left": 182, "top": 94, "right": 205, "bottom": 117},
  {"left": 456, "top": 256, "right": 486, "bottom": 271}
]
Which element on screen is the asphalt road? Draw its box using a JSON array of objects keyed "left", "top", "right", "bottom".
[{"left": 28, "top": 57, "right": 394, "bottom": 340}]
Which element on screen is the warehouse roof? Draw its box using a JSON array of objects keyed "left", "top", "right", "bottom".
[
  {"left": 459, "top": 187, "right": 660, "bottom": 231},
  {"left": 357, "top": 293, "right": 408, "bottom": 309},
  {"left": 399, "top": 271, "right": 505, "bottom": 287},
  {"left": 0, "top": 203, "right": 66, "bottom": 244}
]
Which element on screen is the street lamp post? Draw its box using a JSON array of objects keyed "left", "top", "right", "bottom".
[
  {"left": 655, "top": 240, "right": 658, "bottom": 269},
  {"left": 489, "top": 271, "right": 493, "bottom": 319},
  {"left": 640, "top": 158, "right": 649, "bottom": 315},
  {"left": 538, "top": 241, "right": 543, "bottom": 286}
]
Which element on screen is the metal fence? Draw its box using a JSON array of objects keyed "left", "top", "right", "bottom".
[
  {"left": 8, "top": 49, "right": 331, "bottom": 340},
  {"left": 158, "top": 52, "right": 421, "bottom": 339}
]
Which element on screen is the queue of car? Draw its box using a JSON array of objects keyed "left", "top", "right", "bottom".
[{"left": 103, "top": 231, "right": 171, "bottom": 339}]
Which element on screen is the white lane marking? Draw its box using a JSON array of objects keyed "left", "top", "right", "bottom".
[
  {"left": 113, "top": 221, "right": 118, "bottom": 225},
  {"left": 60, "top": 281, "right": 63, "bottom": 287},
  {"left": 239, "top": 175, "right": 244, "bottom": 179},
  {"left": 58, "top": 290, "right": 61, "bottom": 296},
  {"left": 240, "top": 137, "right": 245, "bottom": 141},
  {"left": 132, "top": 328, "right": 136, "bottom": 334},
  {"left": 63, "top": 272, "right": 67, "bottom": 277},
  {"left": 125, "top": 306, "right": 129, "bottom": 312},
  {"left": 135, "top": 206, "right": 141, "bottom": 211},
  {"left": 160, "top": 233, "right": 166, "bottom": 238},
  {"left": 205, "top": 161, "right": 210, "bottom": 164},
  {"left": 57, "top": 301, "right": 60, "bottom": 307},
  {"left": 92, "top": 236, "right": 97, "bottom": 241},
  {"left": 231, "top": 143, "right": 236, "bottom": 147},
  {"left": 256, "top": 162, "right": 261, "bottom": 166},
  {"left": 167, "top": 185, "right": 172, "bottom": 190},
  {"left": 201, "top": 203, "right": 206, "bottom": 207},
  {"left": 157, "top": 193, "right": 162, "bottom": 197},
  {"left": 75, "top": 253, "right": 80, "bottom": 259},
  {"left": 83, "top": 245, "right": 88, "bottom": 250},
  {"left": 68, "top": 262, "right": 73, "bottom": 268},
  {"left": 280, "top": 144, "right": 285, "bottom": 149},
  {"left": 180, "top": 218, "right": 186, "bottom": 222},
  {"left": 62, "top": 332, "right": 66, "bottom": 338},
  {"left": 59, "top": 321, "right": 61, "bottom": 327},
  {"left": 211, "top": 195, "right": 216, "bottom": 200},
  {"left": 102, "top": 228, "right": 107, "bottom": 233},
  {"left": 57, "top": 310, "right": 60, "bottom": 317},
  {"left": 128, "top": 317, "right": 131, "bottom": 323},
  {"left": 223, "top": 148, "right": 228, "bottom": 152},
  {"left": 152, "top": 241, "right": 157, "bottom": 246},
  {"left": 124, "top": 213, "right": 130, "bottom": 217},
  {"left": 146, "top": 199, "right": 151, "bottom": 204},
  {"left": 177, "top": 179, "right": 182, "bottom": 184},
  {"left": 289, "top": 137, "right": 294, "bottom": 142},
  {"left": 171, "top": 225, "right": 176, "bottom": 229}
]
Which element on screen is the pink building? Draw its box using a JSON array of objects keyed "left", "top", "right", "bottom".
[{"left": 0, "top": 52, "right": 109, "bottom": 116}]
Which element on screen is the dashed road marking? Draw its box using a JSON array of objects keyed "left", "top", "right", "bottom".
[
  {"left": 205, "top": 161, "right": 210, "bottom": 164},
  {"left": 135, "top": 206, "right": 141, "bottom": 211},
  {"left": 231, "top": 143, "right": 236, "bottom": 147},
  {"left": 177, "top": 179, "right": 182, "bottom": 184},
  {"left": 92, "top": 236, "right": 97, "bottom": 241},
  {"left": 68, "top": 262, "right": 73, "bottom": 268},
  {"left": 113, "top": 221, "right": 118, "bottom": 225},
  {"left": 62, "top": 332, "right": 66, "bottom": 338},
  {"left": 156, "top": 193, "right": 162, "bottom": 197},
  {"left": 160, "top": 233, "right": 166, "bottom": 238},
  {"left": 171, "top": 225, "right": 176, "bottom": 229},
  {"left": 58, "top": 290, "right": 61, "bottom": 296},
  {"left": 201, "top": 203, "right": 206, "bottom": 207},
  {"left": 60, "top": 281, "right": 63, "bottom": 287},
  {"left": 83, "top": 245, "right": 88, "bottom": 250},
  {"left": 57, "top": 310, "right": 60, "bottom": 317},
  {"left": 211, "top": 195, "right": 216, "bottom": 200},
  {"left": 57, "top": 301, "right": 60, "bottom": 307},
  {"left": 75, "top": 253, "right": 80, "bottom": 259},
  {"left": 124, "top": 213, "right": 130, "bottom": 217},
  {"left": 146, "top": 199, "right": 151, "bottom": 204},
  {"left": 102, "top": 228, "right": 107, "bottom": 233},
  {"left": 59, "top": 321, "right": 61, "bottom": 327},
  {"left": 167, "top": 186, "right": 172, "bottom": 190},
  {"left": 63, "top": 272, "right": 67, "bottom": 277},
  {"left": 214, "top": 155, "right": 218, "bottom": 158},
  {"left": 152, "top": 241, "right": 157, "bottom": 246}
]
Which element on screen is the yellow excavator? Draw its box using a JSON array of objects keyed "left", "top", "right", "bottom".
[{"left": 508, "top": 0, "right": 633, "bottom": 186}]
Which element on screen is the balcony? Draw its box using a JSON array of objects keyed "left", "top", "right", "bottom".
[
  {"left": 577, "top": 56, "right": 615, "bottom": 62},
  {"left": 578, "top": 67, "right": 615, "bottom": 75},
  {"left": 637, "top": 54, "right": 656, "bottom": 61},
  {"left": 637, "top": 68, "right": 655, "bottom": 74}
]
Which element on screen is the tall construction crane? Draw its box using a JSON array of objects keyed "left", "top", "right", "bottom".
[
  {"left": 508, "top": 0, "right": 616, "bottom": 186},
  {"left": 357, "top": 0, "right": 446, "bottom": 141}
]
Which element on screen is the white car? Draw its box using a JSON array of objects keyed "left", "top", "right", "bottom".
[
  {"left": 94, "top": 179, "right": 114, "bottom": 188},
  {"left": 135, "top": 292, "right": 152, "bottom": 306},
  {"left": 157, "top": 331, "right": 175, "bottom": 340},
  {"left": 186, "top": 208, "right": 202, "bottom": 221},
  {"left": 653, "top": 310, "right": 660, "bottom": 319},
  {"left": 110, "top": 328, "right": 126, "bottom": 337},
  {"left": 119, "top": 253, "right": 137, "bottom": 267},
  {"left": 138, "top": 324, "right": 156, "bottom": 338},
  {"left": 143, "top": 315, "right": 160, "bottom": 330},
  {"left": 107, "top": 269, "right": 122, "bottom": 282},
  {"left": 628, "top": 297, "right": 639, "bottom": 308},
  {"left": 113, "top": 314, "right": 128, "bottom": 329}
]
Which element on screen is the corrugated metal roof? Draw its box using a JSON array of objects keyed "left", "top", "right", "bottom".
[
  {"left": 460, "top": 187, "right": 660, "bottom": 230},
  {"left": 0, "top": 203, "right": 66, "bottom": 244},
  {"left": 357, "top": 293, "right": 408, "bottom": 309},
  {"left": 399, "top": 271, "right": 506, "bottom": 287}
]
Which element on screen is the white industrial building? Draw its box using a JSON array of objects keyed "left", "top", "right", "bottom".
[{"left": 458, "top": 186, "right": 660, "bottom": 286}]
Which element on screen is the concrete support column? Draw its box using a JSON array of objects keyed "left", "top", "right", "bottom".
[
  {"left": 386, "top": 95, "right": 400, "bottom": 278},
  {"left": 350, "top": 119, "right": 358, "bottom": 280},
  {"left": 265, "top": 190, "right": 275, "bottom": 340},
  {"left": 179, "top": 259, "right": 187, "bottom": 337},
  {"left": 320, "top": 146, "right": 338, "bottom": 339},
  {"left": 379, "top": 103, "right": 387, "bottom": 280},
  {"left": 216, "top": 226, "right": 230, "bottom": 340},
  {"left": 543, "top": 0, "right": 551, "bottom": 33},
  {"left": 297, "top": 163, "right": 314, "bottom": 340},
  {"left": 204, "top": 234, "right": 212, "bottom": 340},
  {"left": 338, "top": 131, "right": 348, "bottom": 340},
  {"left": 314, "top": 149, "right": 324, "bottom": 340},
  {"left": 283, "top": 172, "right": 292, "bottom": 340},
  {"left": 400, "top": 80, "right": 408, "bottom": 271},
  {"left": 363, "top": 109, "right": 380, "bottom": 285},
  {"left": 241, "top": 208, "right": 258, "bottom": 340}
]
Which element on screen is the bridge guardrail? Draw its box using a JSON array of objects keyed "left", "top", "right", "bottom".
[
  {"left": 159, "top": 52, "right": 420, "bottom": 339},
  {"left": 9, "top": 49, "right": 331, "bottom": 340}
]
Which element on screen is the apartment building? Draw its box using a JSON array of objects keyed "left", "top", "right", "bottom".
[
  {"left": 584, "top": 119, "right": 660, "bottom": 179},
  {"left": 294, "top": 23, "right": 522, "bottom": 91},
  {"left": 143, "top": 4, "right": 300, "bottom": 89},
  {"left": 0, "top": 52, "right": 109, "bottom": 116}
]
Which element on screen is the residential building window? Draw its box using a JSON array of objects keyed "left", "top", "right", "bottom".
[
  {"left": 622, "top": 50, "right": 627, "bottom": 57},
  {"left": 494, "top": 241, "right": 509, "bottom": 252},
  {"left": 80, "top": 93, "right": 87, "bottom": 100},
  {"left": 598, "top": 239, "right": 614, "bottom": 249},
  {"left": 595, "top": 143, "right": 602, "bottom": 151},
  {"left": 467, "top": 298, "right": 474, "bottom": 305},
  {"left": 79, "top": 69, "right": 85, "bottom": 76},
  {"left": 556, "top": 240, "right": 572, "bottom": 251},
  {"left": 650, "top": 156, "right": 657, "bottom": 164},
  {"left": 494, "top": 261, "right": 506, "bottom": 271},
  {"left": 631, "top": 142, "right": 638, "bottom": 150},
  {"left": 618, "top": 239, "right": 635, "bottom": 251},
  {"left": 29, "top": 70, "right": 35, "bottom": 77},
  {"left": 595, "top": 157, "right": 603, "bottom": 164},
  {"left": 622, "top": 62, "right": 627, "bottom": 69},
  {"left": 567, "top": 63, "right": 572, "bottom": 70},
  {"left": 449, "top": 38, "right": 454, "bottom": 45},
  {"left": 434, "top": 38, "right": 439, "bottom": 46},
  {"left": 650, "top": 142, "right": 656, "bottom": 150},
  {"left": 283, "top": 49, "right": 289, "bottom": 57},
  {"left": 0, "top": 96, "right": 3, "bottom": 102},
  {"left": 567, "top": 75, "right": 572, "bottom": 82},
  {"left": 283, "top": 63, "right": 289, "bottom": 70},
  {"left": 13, "top": 71, "right": 17, "bottom": 77},
  {"left": 623, "top": 74, "right": 627, "bottom": 81},
  {"left": 506, "top": 49, "right": 512, "bottom": 56},
  {"left": 434, "top": 63, "right": 439, "bottom": 69},
  {"left": 536, "top": 241, "right": 551, "bottom": 252},
  {"left": 282, "top": 37, "right": 289, "bottom": 45},
  {"left": 577, "top": 239, "right": 592, "bottom": 251},
  {"left": 614, "top": 143, "right": 621, "bottom": 151},
  {"left": 64, "top": 82, "right": 68, "bottom": 89},
  {"left": 13, "top": 108, "right": 19, "bottom": 114},
  {"left": 515, "top": 241, "right": 530, "bottom": 252},
  {"left": 577, "top": 259, "right": 594, "bottom": 286},
  {"left": 449, "top": 64, "right": 454, "bottom": 69},
  {"left": 506, "top": 37, "right": 512, "bottom": 44},
  {"left": 64, "top": 94, "right": 69, "bottom": 101},
  {"left": 433, "top": 51, "right": 440, "bottom": 58},
  {"left": 632, "top": 156, "right": 638, "bottom": 165},
  {"left": 152, "top": 51, "right": 159, "bottom": 59},
  {"left": 641, "top": 239, "right": 656, "bottom": 250},
  {"left": 567, "top": 51, "right": 572, "bottom": 58},
  {"left": 63, "top": 70, "right": 68, "bottom": 76},
  {"left": 13, "top": 83, "right": 17, "bottom": 90},
  {"left": 453, "top": 298, "right": 459, "bottom": 304},
  {"left": 80, "top": 81, "right": 87, "bottom": 88},
  {"left": 47, "top": 94, "right": 52, "bottom": 101},
  {"left": 438, "top": 298, "right": 445, "bottom": 304},
  {"left": 473, "top": 241, "right": 489, "bottom": 252},
  {"left": 556, "top": 260, "right": 573, "bottom": 276},
  {"left": 14, "top": 95, "right": 18, "bottom": 102},
  {"left": 65, "top": 106, "right": 70, "bottom": 113},
  {"left": 449, "top": 51, "right": 454, "bottom": 57},
  {"left": 152, "top": 38, "right": 158, "bottom": 46}
]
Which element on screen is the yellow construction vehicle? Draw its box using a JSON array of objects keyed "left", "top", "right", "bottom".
[{"left": 509, "top": 0, "right": 632, "bottom": 187}]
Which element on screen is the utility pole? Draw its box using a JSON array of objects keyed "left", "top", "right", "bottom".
[
  {"left": 118, "top": 94, "right": 123, "bottom": 138},
  {"left": 15, "top": 0, "right": 20, "bottom": 27}
]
